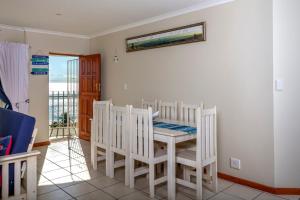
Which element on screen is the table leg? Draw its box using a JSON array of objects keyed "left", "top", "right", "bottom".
[{"left": 167, "top": 137, "right": 176, "bottom": 200}]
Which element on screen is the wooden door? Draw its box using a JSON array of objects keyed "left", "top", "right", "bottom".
[{"left": 79, "top": 54, "right": 101, "bottom": 140}]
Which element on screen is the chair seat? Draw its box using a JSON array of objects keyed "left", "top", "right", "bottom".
[{"left": 176, "top": 150, "right": 196, "bottom": 168}]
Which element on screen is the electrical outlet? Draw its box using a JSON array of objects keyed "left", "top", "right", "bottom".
[{"left": 230, "top": 157, "right": 241, "bottom": 170}]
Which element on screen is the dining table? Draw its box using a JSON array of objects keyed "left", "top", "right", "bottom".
[{"left": 153, "top": 119, "right": 197, "bottom": 200}]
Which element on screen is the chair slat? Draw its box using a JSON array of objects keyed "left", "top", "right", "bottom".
[
  {"left": 112, "top": 110, "right": 116, "bottom": 147},
  {"left": 205, "top": 115, "right": 210, "bottom": 160},
  {"left": 209, "top": 115, "right": 214, "bottom": 157},
  {"left": 27, "top": 156, "right": 37, "bottom": 200},
  {"left": 121, "top": 112, "right": 126, "bottom": 150},
  {"left": 138, "top": 114, "right": 143, "bottom": 156},
  {"left": 117, "top": 111, "right": 121, "bottom": 149},
  {"left": 14, "top": 160, "right": 21, "bottom": 196},
  {"left": 144, "top": 112, "right": 149, "bottom": 158},
  {"left": 158, "top": 100, "right": 177, "bottom": 120},
  {"left": 2, "top": 162, "right": 9, "bottom": 199},
  {"left": 132, "top": 113, "right": 138, "bottom": 154},
  {"left": 98, "top": 105, "right": 102, "bottom": 143}
]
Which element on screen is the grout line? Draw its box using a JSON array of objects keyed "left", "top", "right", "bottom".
[{"left": 252, "top": 192, "right": 263, "bottom": 200}]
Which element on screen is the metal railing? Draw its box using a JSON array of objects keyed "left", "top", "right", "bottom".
[{"left": 49, "top": 91, "right": 78, "bottom": 137}]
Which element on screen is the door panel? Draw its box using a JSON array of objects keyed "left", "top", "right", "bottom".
[{"left": 79, "top": 54, "right": 100, "bottom": 141}]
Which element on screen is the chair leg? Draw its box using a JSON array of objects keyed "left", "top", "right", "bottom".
[
  {"left": 211, "top": 161, "right": 218, "bottom": 192},
  {"left": 125, "top": 156, "right": 130, "bottom": 186},
  {"left": 196, "top": 166, "right": 203, "bottom": 200},
  {"left": 91, "top": 144, "right": 97, "bottom": 170},
  {"left": 149, "top": 163, "right": 155, "bottom": 199},
  {"left": 129, "top": 158, "right": 135, "bottom": 189},
  {"left": 105, "top": 149, "right": 111, "bottom": 177},
  {"left": 109, "top": 151, "right": 115, "bottom": 178}
]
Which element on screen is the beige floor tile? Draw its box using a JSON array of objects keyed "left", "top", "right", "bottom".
[
  {"left": 209, "top": 192, "right": 243, "bottom": 200},
  {"left": 279, "top": 195, "right": 300, "bottom": 200},
  {"left": 217, "top": 178, "right": 234, "bottom": 192},
  {"left": 51, "top": 174, "right": 84, "bottom": 188},
  {"left": 87, "top": 176, "right": 119, "bottom": 189},
  {"left": 102, "top": 182, "right": 136, "bottom": 198},
  {"left": 75, "top": 168, "right": 104, "bottom": 180},
  {"left": 42, "top": 168, "right": 72, "bottom": 180},
  {"left": 38, "top": 180, "right": 60, "bottom": 195},
  {"left": 37, "top": 189, "right": 72, "bottom": 200},
  {"left": 255, "top": 193, "right": 285, "bottom": 200},
  {"left": 119, "top": 191, "right": 157, "bottom": 200},
  {"left": 47, "top": 154, "right": 70, "bottom": 162},
  {"left": 177, "top": 185, "right": 215, "bottom": 200},
  {"left": 55, "top": 159, "right": 82, "bottom": 168},
  {"left": 76, "top": 189, "right": 115, "bottom": 200},
  {"left": 38, "top": 160, "right": 61, "bottom": 173},
  {"left": 63, "top": 182, "right": 97, "bottom": 197},
  {"left": 223, "top": 184, "right": 262, "bottom": 200},
  {"left": 142, "top": 184, "right": 168, "bottom": 199},
  {"left": 64, "top": 164, "right": 89, "bottom": 174},
  {"left": 38, "top": 174, "right": 50, "bottom": 184}
]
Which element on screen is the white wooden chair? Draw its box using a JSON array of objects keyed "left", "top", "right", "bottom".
[
  {"left": 129, "top": 107, "right": 167, "bottom": 198},
  {"left": 177, "top": 102, "right": 204, "bottom": 152},
  {"left": 179, "top": 102, "right": 204, "bottom": 124},
  {"left": 108, "top": 104, "right": 131, "bottom": 186},
  {"left": 21, "top": 128, "right": 38, "bottom": 178},
  {"left": 141, "top": 98, "right": 157, "bottom": 112},
  {"left": 176, "top": 107, "right": 218, "bottom": 199},
  {"left": 91, "top": 100, "right": 110, "bottom": 176},
  {"left": 1, "top": 150, "right": 40, "bottom": 200},
  {"left": 158, "top": 100, "right": 177, "bottom": 120}
]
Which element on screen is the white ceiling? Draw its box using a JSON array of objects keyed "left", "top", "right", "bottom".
[{"left": 0, "top": 0, "right": 231, "bottom": 38}]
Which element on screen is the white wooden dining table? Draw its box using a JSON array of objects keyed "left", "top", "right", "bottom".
[{"left": 153, "top": 119, "right": 196, "bottom": 200}]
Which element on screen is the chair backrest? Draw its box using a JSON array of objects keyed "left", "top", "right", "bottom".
[
  {"left": 141, "top": 98, "right": 157, "bottom": 112},
  {"left": 158, "top": 100, "right": 177, "bottom": 120},
  {"left": 0, "top": 108, "right": 35, "bottom": 154},
  {"left": 129, "top": 107, "right": 154, "bottom": 161},
  {"left": 109, "top": 104, "right": 131, "bottom": 153},
  {"left": 92, "top": 101, "right": 110, "bottom": 147},
  {"left": 179, "top": 102, "right": 204, "bottom": 124},
  {"left": 196, "top": 107, "right": 217, "bottom": 163}
]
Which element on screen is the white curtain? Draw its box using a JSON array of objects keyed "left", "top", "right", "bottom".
[{"left": 0, "top": 42, "right": 29, "bottom": 114}]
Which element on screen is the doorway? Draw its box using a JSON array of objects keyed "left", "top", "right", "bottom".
[{"left": 49, "top": 55, "right": 79, "bottom": 140}]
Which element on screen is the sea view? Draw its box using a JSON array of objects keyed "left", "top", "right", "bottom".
[{"left": 49, "top": 82, "right": 68, "bottom": 93}]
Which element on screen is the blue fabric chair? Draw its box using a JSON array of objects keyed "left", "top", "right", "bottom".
[{"left": 0, "top": 108, "right": 36, "bottom": 194}]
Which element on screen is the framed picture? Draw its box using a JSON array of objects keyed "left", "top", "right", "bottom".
[{"left": 126, "top": 22, "right": 206, "bottom": 52}]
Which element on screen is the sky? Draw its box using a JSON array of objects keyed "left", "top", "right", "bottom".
[{"left": 49, "top": 56, "right": 78, "bottom": 83}]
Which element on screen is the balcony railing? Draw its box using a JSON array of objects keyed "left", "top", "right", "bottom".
[{"left": 49, "top": 91, "right": 78, "bottom": 137}]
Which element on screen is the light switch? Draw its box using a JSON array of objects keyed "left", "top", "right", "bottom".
[{"left": 275, "top": 79, "right": 283, "bottom": 91}]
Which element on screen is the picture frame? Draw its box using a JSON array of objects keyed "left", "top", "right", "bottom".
[{"left": 126, "top": 22, "right": 206, "bottom": 52}]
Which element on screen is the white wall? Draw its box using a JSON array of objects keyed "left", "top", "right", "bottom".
[
  {"left": 90, "top": 0, "right": 275, "bottom": 186},
  {"left": 0, "top": 29, "right": 90, "bottom": 143},
  {"left": 273, "top": 0, "right": 300, "bottom": 188}
]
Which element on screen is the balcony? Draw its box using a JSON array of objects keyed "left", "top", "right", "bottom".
[{"left": 49, "top": 91, "right": 78, "bottom": 139}]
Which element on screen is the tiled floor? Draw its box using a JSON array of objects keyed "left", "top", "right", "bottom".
[{"left": 34, "top": 138, "right": 299, "bottom": 200}]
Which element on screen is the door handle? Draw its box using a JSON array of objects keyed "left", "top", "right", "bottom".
[{"left": 95, "top": 83, "right": 100, "bottom": 92}]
